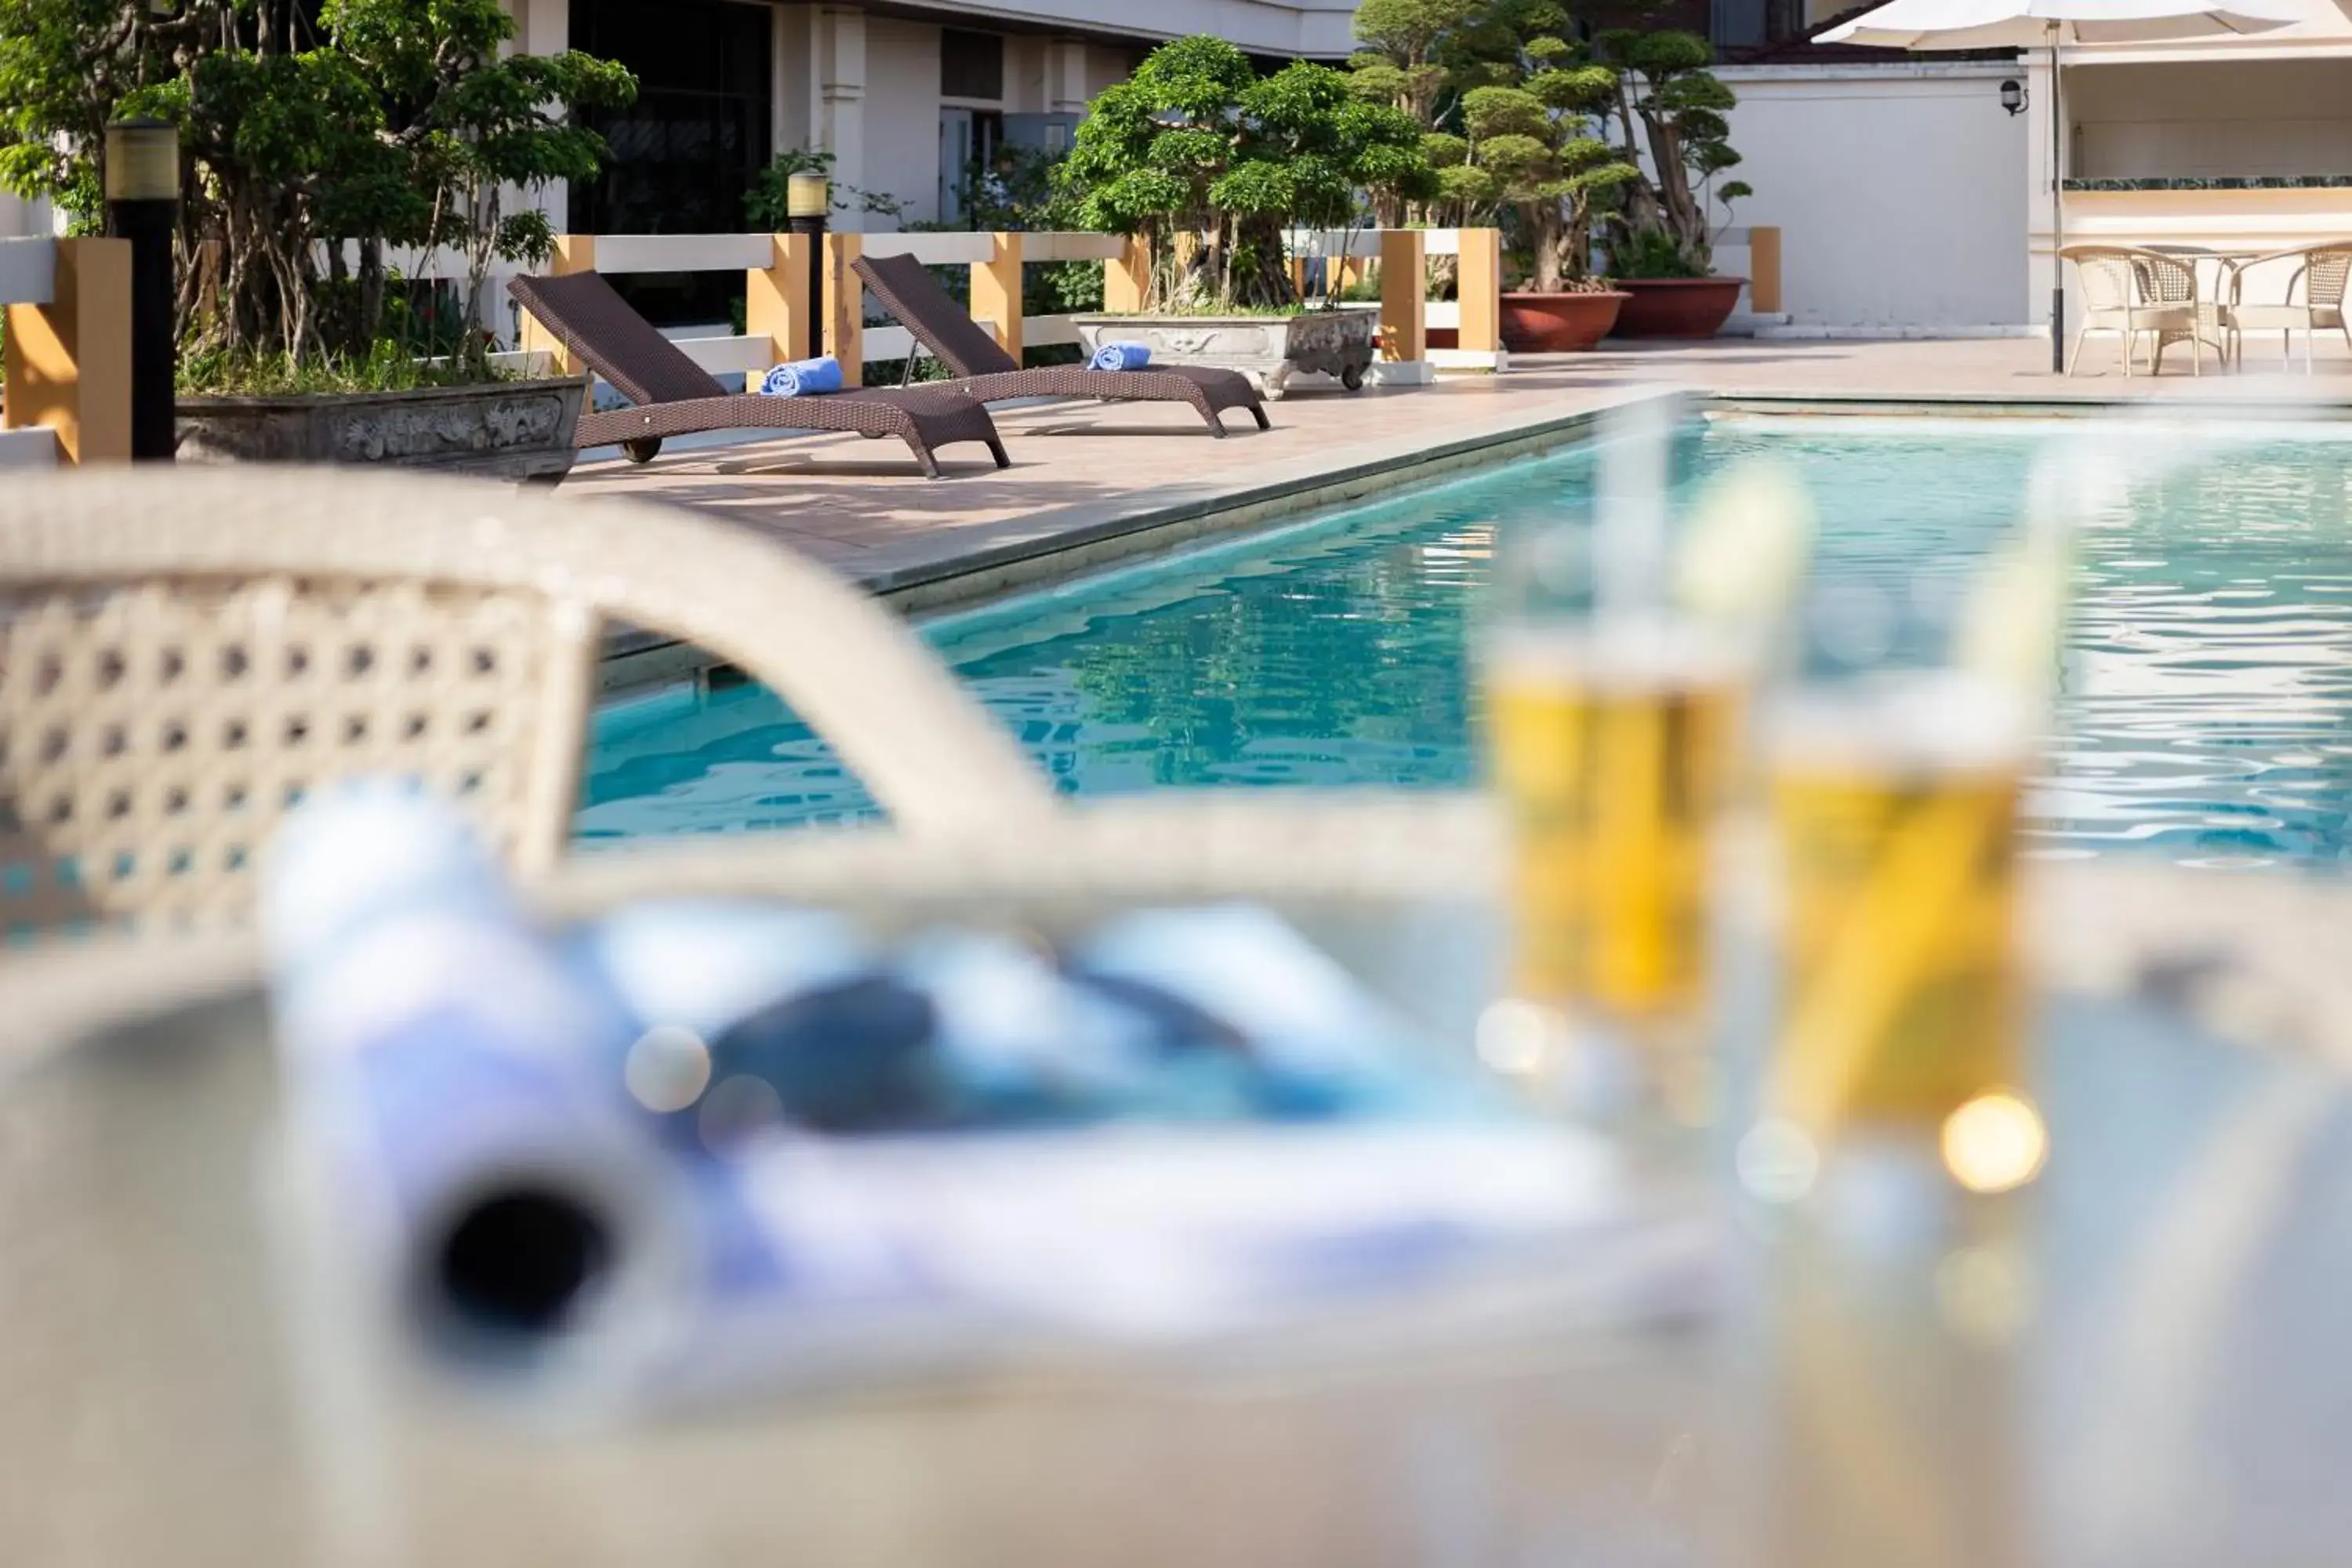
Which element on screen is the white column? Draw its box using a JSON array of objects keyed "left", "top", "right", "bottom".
[
  {"left": 815, "top": 6, "right": 868, "bottom": 231},
  {"left": 0, "top": 191, "right": 53, "bottom": 239},
  {"left": 1047, "top": 38, "right": 1089, "bottom": 115},
  {"left": 774, "top": 4, "right": 812, "bottom": 163}
]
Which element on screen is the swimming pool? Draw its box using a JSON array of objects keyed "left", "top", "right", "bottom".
[{"left": 583, "top": 416, "right": 2352, "bottom": 868}]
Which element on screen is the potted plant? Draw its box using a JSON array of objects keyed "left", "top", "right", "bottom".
[
  {"left": 1595, "top": 29, "right": 1752, "bottom": 339},
  {"left": 1059, "top": 36, "right": 1431, "bottom": 399},
  {"left": 1348, "top": 1, "right": 1635, "bottom": 353},
  {"left": 1455, "top": 37, "right": 1638, "bottom": 353},
  {"left": 0, "top": 0, "right": 633, "bottom": 478}
]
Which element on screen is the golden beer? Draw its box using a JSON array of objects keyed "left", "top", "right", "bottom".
[
  {"left": 1485, "top": 628, "right": 1740, "bottom": 1022},
  {"left": 1768, "top": 695, "right": 2024, "bottom": 1134}
]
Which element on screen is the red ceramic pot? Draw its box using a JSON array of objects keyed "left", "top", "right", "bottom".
[
  {"left": 1607, "top": 277, "right": 1746, "bottom": 339},
  {"left": 1497, "top": 291, "right": 1631, "bottom": 353}
]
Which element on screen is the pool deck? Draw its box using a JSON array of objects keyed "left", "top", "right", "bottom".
[{"left": 566, "top": 336, "right": 2352, "bottom": 680}]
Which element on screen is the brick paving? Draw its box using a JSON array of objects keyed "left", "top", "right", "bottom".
[{"left": 561, "top": 336, "right": 2352, "bottom": 609}]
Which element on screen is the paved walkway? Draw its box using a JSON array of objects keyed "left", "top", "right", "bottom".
[{"left": 564, "top": 336, "right": 2352, "bottom": 617}]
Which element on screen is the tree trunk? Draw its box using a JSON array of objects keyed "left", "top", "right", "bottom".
[
  {"left": 1530, "top": 203, "right": 1565, "bottom": 292},
  {"left": 1644, "top": 114, "right": 1702, "bottom": 259},
  {"left": 358, "top": 237, "right": 385, "bottom": 350}
]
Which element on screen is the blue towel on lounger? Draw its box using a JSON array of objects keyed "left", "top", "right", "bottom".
[
  {"left": 759, "top": 357, "right": 844, "bottom": 397},
  {"left": 1091, "top": 342, "right": 1152, "bottom": 372}
]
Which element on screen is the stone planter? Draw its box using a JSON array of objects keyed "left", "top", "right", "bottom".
[
  {"left": 176, "top": 376, "right": 586, "bottom": 483},
  {"left": 1070, "top": 307, "right": 1376, "bottom": 401},
  {"left": 1607, "top": 277, "right": 1746, "bottom": 340},
  {"left": 1498, "top": 291, "right": 1631, "bottom": 354}
]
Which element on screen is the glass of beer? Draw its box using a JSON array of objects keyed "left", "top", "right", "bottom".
[
  {"left": 1762, "top": 672, "right": 2036, "bottom": 1171},
  {"left": 1479, "top": 405, "right": 1812, "bottom": 1125}
]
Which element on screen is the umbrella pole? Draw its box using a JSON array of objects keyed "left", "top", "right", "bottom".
[{"left": 2049, "top": 31, "right": 2065, "bottom": 373}]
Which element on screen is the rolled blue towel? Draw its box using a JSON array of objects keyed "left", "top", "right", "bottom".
[
  {"left": 758, "top": 356, "right": 844, "bottom": 397},
  {"left": 1090, "top": 341, "right": 1152, "bottom": 372}
]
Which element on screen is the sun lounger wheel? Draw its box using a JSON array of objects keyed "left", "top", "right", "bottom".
[
  {"left": 1340, "top": 364, "right": 1365, "bottom": 392},
  {"left": 622, "top": 436, "right": 663, "bottom": 465}
]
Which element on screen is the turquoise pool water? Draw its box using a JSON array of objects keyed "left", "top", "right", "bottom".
[{"left": 583, "top": 417, "right": 2352, "bottom": 868}]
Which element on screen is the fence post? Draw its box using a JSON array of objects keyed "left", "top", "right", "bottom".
[
  {"left": 2, "top": 237, "right": 132, "bottom": 464},
  {"left": 1105, "top": 234, "right": 1149, "bottom": 312},
  {"left": 1457, "top": 227, "right": 1503, "bottom": 361},
  {"left": 1378, "top": 228, "right": 1426, "bottom": 366},
  {"left": 972, "top": 231, "right": 1023, "bottom": 362},
  {"left": 824, "top": 232, "right": 863, "bottom": 387},
  {"left": 517, "top": 234, "right": 595, "bottom": 374},
  {"left": 746, "top": 232, "right": 815, "bottom": 366},
  {"left": 1748, "top": 225, "right": 1783, "bottom": 315}
]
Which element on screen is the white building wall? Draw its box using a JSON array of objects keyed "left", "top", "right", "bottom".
[{"left": 1719, "top": 63, "right": 2031, "bottom": 332}]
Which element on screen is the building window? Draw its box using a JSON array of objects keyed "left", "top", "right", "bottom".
[
  {"left": 567, "top": 0, "right": 772, "bottom": 324},
  {"left": 941, "top": 30, "right": 1005, "bottom": 102}
]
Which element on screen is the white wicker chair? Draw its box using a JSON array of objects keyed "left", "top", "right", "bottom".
[
  {"left": 0, "top": 467, "right": 1057, "bottom": 936},
  {"left": 2223, "top": 244, "right": 2352, "bottom": 373},
  {"left": 2062, "top": 245, "right": 2213, "bottom": 377}
]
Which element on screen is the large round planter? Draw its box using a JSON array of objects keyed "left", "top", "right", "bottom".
[
  {"left": 1606, "top": 277, "right": 1746, "bottom": 339},
  {"left": 1070, "top": 308, "right": 1376, "bottom": 400},
  {"left": 176, "top": 376, "right": 586, "bottom": 483},
  {"left": 1498, "top": 291, "right": 1631, "bottom": 354}
]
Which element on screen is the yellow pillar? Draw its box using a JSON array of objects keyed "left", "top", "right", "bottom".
[
  {"left": 2, "top": 238, "right": 132, "bottom": 465},
  {"left": 1749, "top": 225, "right": 1783, "bottom": 315},
  {"left": 1378, "top": 229, "right": 1426, "bottom": 363},
  {"left": 970, "top": 231, "right": 1023, "bottom": 362},
  {"left": 824, "top": 232, "right": 863, "bottom": 387},
  {"left": 1105, "top": 234, "right": 1150, "bottom": 312},
  {"left": 517, "top": 234, "right": 596, "bottom": 374},
  {"left": 1456, "top": 227, "right": 1502, "bottom": 357},
  {"left": 746, "top": 232, "right": 814, "bottom": 365}
]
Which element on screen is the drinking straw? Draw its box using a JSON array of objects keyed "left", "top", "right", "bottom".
[
  {"left": 1769, "top": 510, "right": 2074, "bottom": 1138},
  {"left": 1675, "top": 459, "right": 1817, "bottom": 634},
  {"left": 1594, "top": 393, "right": 1682, "bottom": 626}
]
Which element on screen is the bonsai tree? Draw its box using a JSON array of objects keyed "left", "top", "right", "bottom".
[
  {"left": 1594, "top": 29, "right": 1750, "bottom": 278},
  {"left": 1456, "top": 35, "right": 1636, "bottom": 292},
  {"left": 0, "top": 0, "right": 633, "bottom": 377},
  {"left": 1060, "top": 36, "right": 1429, "bottom": 312}
]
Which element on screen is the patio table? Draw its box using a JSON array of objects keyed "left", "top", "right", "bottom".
[{"left": 3, "top": 794, "right": 2349, "bottom": 1567}]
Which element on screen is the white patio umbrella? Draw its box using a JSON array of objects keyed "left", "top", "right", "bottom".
[{"left": 1817, "top": 0, "right": 2303, "bottom": 369}]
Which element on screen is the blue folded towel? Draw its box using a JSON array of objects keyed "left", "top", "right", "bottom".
[
  {"left": 1091, "top": 341, "right": 1152, "bottom": 372},
  {"left": 759, "top": 356, "right": 844, "bottom": 397}
]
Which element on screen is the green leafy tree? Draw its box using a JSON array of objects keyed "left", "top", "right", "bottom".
[
  {"left": 0, "top": 0, "right": 633, "bottom": 376},
  {"left": 1061, "top": 36, "right": 1429, "bottom": 312},
  {"left": 1459, "top": 34, "right": 1635, "bottom": 291},
  {"left": 1594, "top": 28, "right": 1749, "bottom": 277}
]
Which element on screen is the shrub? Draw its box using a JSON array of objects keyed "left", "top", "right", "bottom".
[{"left": 0, "top": 0, "right": 634, "bottom": 379}]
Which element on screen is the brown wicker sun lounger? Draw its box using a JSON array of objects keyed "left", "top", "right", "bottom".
[
  {"left": 507, "top": 271, "right": 1009, "bottom": 478},
  {"left": 851, "top": 252, "right": 1271, "bottom": 437}
]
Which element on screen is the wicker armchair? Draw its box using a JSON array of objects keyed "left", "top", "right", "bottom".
[
  {"left": 0, "top": 467, "right": 1057, "bottom": 936},
  {"left": 2222, "top": 244, "right": 2352, "bottom": 373},
  {"left": 2061, "top": 245, "right": 2216, "bottom": 377}
]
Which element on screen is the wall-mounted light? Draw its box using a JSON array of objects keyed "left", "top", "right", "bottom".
[{"left": 1999, "top": 78, "right": 2027, "bottom": 116}]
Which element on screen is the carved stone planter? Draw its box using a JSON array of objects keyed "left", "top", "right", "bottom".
[
  {"left": 176, "top": 377, "right": 586, "bottom": 483},
  {"left": 1070, "top": 307, "right": 1376, "bottom": 401}
]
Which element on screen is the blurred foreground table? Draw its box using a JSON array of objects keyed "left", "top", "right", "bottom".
[{"left": 2, "top": 795, "right": 2349, "bottom": 1568}]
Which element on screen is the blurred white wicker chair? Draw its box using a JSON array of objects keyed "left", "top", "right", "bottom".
[
  {"left": 0, "top": 467, "right": 1057, "bottom": 938},
  {"left": 2062, "top": 245, "right": 2213, "bottom": 377},
  {"left": 2222, "top": 243, "right": 2352, "bottom": 373}
]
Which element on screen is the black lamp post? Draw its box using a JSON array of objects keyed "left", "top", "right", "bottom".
[
  {"left": 787, "top": 174, "right": 829, "bottom": 357},
  {"left": 105, "top": 117, "right": 180, "bottom": 462}
]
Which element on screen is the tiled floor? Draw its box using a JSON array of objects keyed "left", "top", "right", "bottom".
[{"left": 563, "top": 336, "right": 2352, "bottom": 604}]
